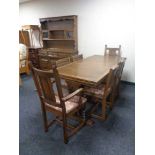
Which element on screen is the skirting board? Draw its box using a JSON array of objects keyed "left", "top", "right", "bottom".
[{"left": 121, "top": 80, "right": 135, "bottom": 86}]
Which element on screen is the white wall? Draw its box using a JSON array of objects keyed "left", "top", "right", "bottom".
[{"left": 19, "top": 0, "right": 135, "bottom": 82}]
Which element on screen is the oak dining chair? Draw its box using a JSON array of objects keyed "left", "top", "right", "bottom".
[
  {"left": 55, "top": 57, "right": 71, "bottom": 89},
  {"left": 112, "top": 58, "right": 126, "bottom": 103},
  {"left": 30, "top": 63, "right": 87, "bottom": 144},
  {"left": 84, "top": 66, "right": 119, "bottom": 120},
  {"left": 38, "top": 54, "right": 53, "bottom": 70},
  {"left": 104, "top": 45, "right": 121, "bottom": 56},
  {"left": 56, "top": 57, "right": 71, "bottom": 68},
  {"left": 70, "top": 54, "right": 83, "bottom": 62}
]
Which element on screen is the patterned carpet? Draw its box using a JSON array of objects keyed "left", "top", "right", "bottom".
[{"left": 19, "top": 75, "right": 135, "bottom": 155}]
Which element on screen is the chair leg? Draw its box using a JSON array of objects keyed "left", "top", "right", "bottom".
[
  {"left": 89, "top": 99, "right": 107, "bottom": 121},
  {"left": 109, "top": 92, "right": 115, "bottom": 110},
  {"left": 40, "top": 103, "right": 48, "bottom": 132},
  {"left": 81, "top": 104, "right": 86, "bottom": 121},
  {"left": 115, "top": 85, "right": 120, "bottom": 100},
  {"left": 62, "top": 114, "right": 68, "bottom": 144},
  {"left": 117, "top": 85, "right": 120, "bottom": 98},
  {"left": 101, "top": 98, "right": 107, "bottom": 120},
  {"left": 42, "top": 113, "right": 48, "bottom": 132}
]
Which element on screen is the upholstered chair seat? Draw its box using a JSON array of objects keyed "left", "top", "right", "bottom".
[
  {"left": 84, "top": 85, "right": 105, "bottom": 99},
  {"left": 45, "top": 95, "right": 87, "bottom": 114}
]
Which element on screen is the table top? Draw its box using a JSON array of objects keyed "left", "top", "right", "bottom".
[{"left": 58, "top": 55, "right": 123, "bottom": 86}]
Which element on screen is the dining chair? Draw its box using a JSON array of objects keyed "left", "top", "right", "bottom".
[
  {"left": 70, "top": 54, "right": 83, "bottom": 62},
  {"left": 84, "top": 66, "right": 119, "bottom": 120},
  {"left": 30, "top": 63, "right": 87, "bottom": 144},
  {"left": 111, "top": 58, "right": 126, "bottom": 103},
  {"left": 65, "top": 54, "right": 83, "bottom": 92},
  {"left": 56, "top": 57, "right": 71, "bottom": 68},
  {"left": 55, "top": 57, "right": 71, "bottom": 89},
  {"left": 38, "top": 54, "right": 53, "bottom": 70},
  {"left": 104, "top": 45, "right": 121, "bottom": 56}
]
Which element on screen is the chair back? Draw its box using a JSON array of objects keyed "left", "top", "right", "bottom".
[
  {"left": 104, "top": 45, "right": 121, "bottom": 56},
  {"left": 71, "top": 54, "right": 83, "bottom": 62},
  {"left": 104, "top": 66, "right": 119, "bottom": 96},
  {"left": 30, "top": 62, "right": 65, "bottom": 110},
  {"left": 38, "top": 54, "right": 53, "bottom": 70},
  {"left": 115, "top": 58, "right": 126, "bottom": 86},
  {"left": 56, "top": 57, "right": 71, "bottom": 68}
]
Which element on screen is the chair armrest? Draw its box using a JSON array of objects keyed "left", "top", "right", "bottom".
[{"left": 62, "top": 88, "right": 83, "bottom": 102}]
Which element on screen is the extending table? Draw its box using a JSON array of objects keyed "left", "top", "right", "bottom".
[
  {"left": 58, "top": 55, "right": 123, "bottom": 87},
  {"left": 58, "top": 55, "right": 124, "bottom": 124}
]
